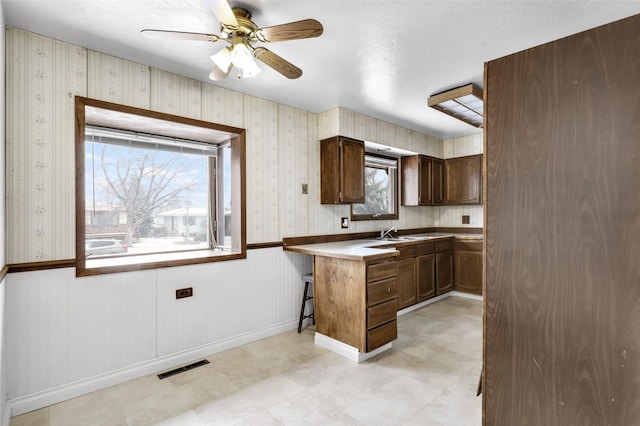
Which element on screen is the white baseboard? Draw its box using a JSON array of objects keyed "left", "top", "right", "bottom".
[
  {"left": 2, "top": 407, "right": 10, "bottom": 426},
  {"left": 397, "top": 293, "right": 450, "bottom": 316},
  {"left": 313, "top": 333, "right": 391, "bottom": 363},
  {"left": 398, "top": 291, "right": 483, "bottom": 317},
  {"left": 7, "top": 319, "right": 299, "bottom": 418},
  {"left": 450, "top": 291, "right": 483, "bottom": 301}
]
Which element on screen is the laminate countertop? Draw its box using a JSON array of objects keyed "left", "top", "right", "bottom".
[{"left": 284, "top": 233, "right": 482, "bottom": 261}]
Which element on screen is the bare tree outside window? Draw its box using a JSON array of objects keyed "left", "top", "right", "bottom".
[
  {"left": 85, "top": 129, "right": 216, "bottom": 257},
  {"left": 96, "top": 144, "right": 204, "bottom": 246},
  {"left": 352, "top": 155, "right": 398, "bottom": 220}
]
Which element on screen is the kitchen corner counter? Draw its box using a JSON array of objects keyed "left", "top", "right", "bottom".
[
  {"left": 285, "top": 231, "right": 483, "bottom": 361},
  {"left": 283, "top": 232, "right": 482, "bottom": 261},
  {"left": 283, "top": 239, "right": 399, "bottom": 261}
]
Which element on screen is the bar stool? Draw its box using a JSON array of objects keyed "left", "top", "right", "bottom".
[{"left": 298, "top": 273, "right": 315, "bottom": 333}]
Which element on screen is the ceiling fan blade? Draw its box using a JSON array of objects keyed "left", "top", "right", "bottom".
[
  {"left": 141, "top": 29, "right": 220, "bottom": 43},
  {"left": 253, "top": 47, "right": 302, "bottom": 79},
  {"left": 203, "top": 0, "right": 238, "bottom": 29},
  {"left": 256, "top": 19, "right": 323, "bottom": 42}
]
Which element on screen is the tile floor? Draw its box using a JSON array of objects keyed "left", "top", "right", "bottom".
[{"left": 10, "top": 296, "right": 482, "bottom": 426}]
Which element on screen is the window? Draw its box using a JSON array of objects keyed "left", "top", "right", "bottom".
[
  {"left": 75, "top": 97, "right": 246, "bottom": 276},
  {"left": 351, "top": 154, "right": 398, "bottom": 220}
]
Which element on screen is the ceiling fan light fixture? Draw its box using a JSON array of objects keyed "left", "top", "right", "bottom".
[
  {"left": 230, "top": 41, "right": 255, "bottom": 68},
  {"left": 240, "top": 60, "right": 261, "bottom": 78},
  {"left": 209, "top": 63, "right": 231, "bottom": 80},
  {"left": 211, "top": 47, "right": 233, "bottom": 73},
  {"left": 428, "top": 83, "right": 484, "bottom": 128},
  {"left": 146, "top": 1, "right": 322, "bottom": 81}
]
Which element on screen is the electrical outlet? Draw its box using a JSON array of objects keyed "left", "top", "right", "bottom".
[
  {"left": 301, "top": 183, "right": 308, "bottom": 194},
  {"left": 176, "top": 287, "right": 193, "bottom": 299},
  {"left": 462, "top": 215, "right": 470, "bottom": 225},
  {"left": 341, "top": 217, "right": 349, "bottom": 228}
]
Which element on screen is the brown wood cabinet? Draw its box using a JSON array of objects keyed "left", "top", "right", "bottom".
[
  {"left": 435, "top": 240, "right": 454, "bottom": 295},
  {"left": 402, "top": 154, "right": 478, "bottom": 206},
  {"left": 396, "top": 245, "right": 417, "bottom": 309},
  {"left": 382, "top": 240, "right": 447, "bottom": 310},
  {"left": 314, "top": 254, "right": 398, "bottom": 353},
  {"left": 320, "top": 136, "right": 365, "bottom": 204},
  {"left": 454, "top": 239, "right": 482, "bottom": 295},
  {"left": 365, "top": 259, "right": 398, "bottom": 351},
  {"left": 443, "top": 154, "right": 482, "bottom": 205},
  {"left": 417, "top": 243, "right": 436, "bottom": 301},
  {"left": 401, "top": 155, "right": 446, "bottom": 206},
  {"left": 432, "top": 158, "right": 445, "bottom": 205}
]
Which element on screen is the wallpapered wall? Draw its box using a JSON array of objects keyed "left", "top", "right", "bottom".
[{"left": 5, "top": 27, "right": 449, "bottom": 265}]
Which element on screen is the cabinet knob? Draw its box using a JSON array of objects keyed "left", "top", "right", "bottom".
[{"left": 387, "top": 287, "right": 391, "bottom": 293}]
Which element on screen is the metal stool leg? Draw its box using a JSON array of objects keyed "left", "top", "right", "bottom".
[{"left": 298, "top": 274, "right": 314, "bottom": 333}]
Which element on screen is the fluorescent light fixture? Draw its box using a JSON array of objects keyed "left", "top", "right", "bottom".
[{"left": 428, "top": 83, "right": 483, "bottom": 128}]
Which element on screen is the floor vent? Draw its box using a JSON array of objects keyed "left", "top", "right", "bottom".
[{"left": 157, "top": 359, "right": 210, "bottom": 379}]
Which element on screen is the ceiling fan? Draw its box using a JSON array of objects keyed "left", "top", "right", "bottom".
[{"left": 141, "top": 0, "right": 323, "bottom": 80}]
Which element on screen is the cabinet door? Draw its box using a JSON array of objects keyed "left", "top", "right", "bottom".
[
  {"left": 444, "top": 155, "right": 482, "bottom": 204},
  {"left": 436, "top": 250, "right": 454, "bottom": 295},
  {"left": 418, "top": 156, "right": 433, "bottom": 205},
  {"left": 432, "top": 158, "right": 444, "bottom": 205},
  {"left": 340, "top": 138, "right": 366, "bottom": 203},
  {"left": 402, "top": 155, "right": 437, "bottom": 206},
  {"left": 397, "top": 257, "right": 417, "bottom": 309},
  {"left": 455, "top": 250, "right": 483, "bottom": 295},
  {"left": 417, "top": 253, "right": 436, "bottom": 301},
  {"left": 320, "top": 136, "right": 365, "bottom": 204}
]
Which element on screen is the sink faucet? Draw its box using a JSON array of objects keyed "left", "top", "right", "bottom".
[{"left": 380, "top": 226, "right": 397, "bottom": 239}]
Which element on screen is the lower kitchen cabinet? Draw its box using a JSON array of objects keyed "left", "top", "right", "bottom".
[
  {"left": 454, "top": 239, "right": 483, "bottom": 295},
  {"left": 397, "top": 257, "right": 417, "bottom": 309},
  {"left": 366, "top": 259, "right": 399, "bottom": 351},
  {"left": 417, "top": 242, "right": 436, "bottom": 301},
  {"left": 436, "top": 240, "right": 454, "bottom": 295},
  {"left": 314, "top": 255, "right": 399, "bottom": 353}
]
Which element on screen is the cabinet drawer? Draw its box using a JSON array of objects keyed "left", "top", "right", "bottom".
[
  {"left": 367, "top": 298, "right": 398, "bottom": 329},
  {"left": 455, "top": 240, "right": 482, "bottom": 252},
  {"left": 416, "top": 242, "right": 435, "bottom": 256},
  {"left": 367, "top": 261, "right": 398, "bottom": 282},
  {"left": 397, "top": 245, "right": 417, "bottom": 259},
  {"left": 367, "top": 320, "right": 397, "bottom": 352},
  {"left": 367, "top": 277, "right": 397, "bottom": 306},
  {"left": 435, "top": 239, "right": 453, "bottom": 252}
]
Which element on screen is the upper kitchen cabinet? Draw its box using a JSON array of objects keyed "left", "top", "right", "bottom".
[
  {"left": 320, "top": 136, "right": 365, "bottom": 204},
  {"left": 432, "top": 158, "right": 445, "bottom": 205},
  {"left": 401, "top": 155, "right": 445, "bottom": 206},
  {"left": 444, "top": 154, "right": 482, "bottom": 205}
]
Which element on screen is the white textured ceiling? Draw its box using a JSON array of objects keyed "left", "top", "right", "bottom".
[{"left": 5, "top": 0, "right": 640, "bottom": 139}]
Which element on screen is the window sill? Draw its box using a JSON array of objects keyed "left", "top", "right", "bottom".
[{"left": 77, "top": 248, "right": 246, "bottom": 277}]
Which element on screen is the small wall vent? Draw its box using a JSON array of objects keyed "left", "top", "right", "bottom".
[{"left": 157, "top": 359, "right": 210, "bottom": 379}]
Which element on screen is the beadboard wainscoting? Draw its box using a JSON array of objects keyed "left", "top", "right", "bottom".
[
  {"left": 0, "top": 277, "right": 7, "bottom": 426},
  {"left": 5, "top": 248, "right": 312, "bottom": 416}
]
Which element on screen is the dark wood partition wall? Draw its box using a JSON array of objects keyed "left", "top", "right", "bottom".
[{"left": 484, "top": 14, "right": 640, "bottom": 425}]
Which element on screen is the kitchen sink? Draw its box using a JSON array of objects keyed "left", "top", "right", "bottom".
[{"left": 375, "top": 236, "right": 431, "bottom": 242}]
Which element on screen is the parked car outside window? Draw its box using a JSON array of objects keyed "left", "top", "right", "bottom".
[{"left": 85, "top": 239, "right": 128, "bottom": 257}]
